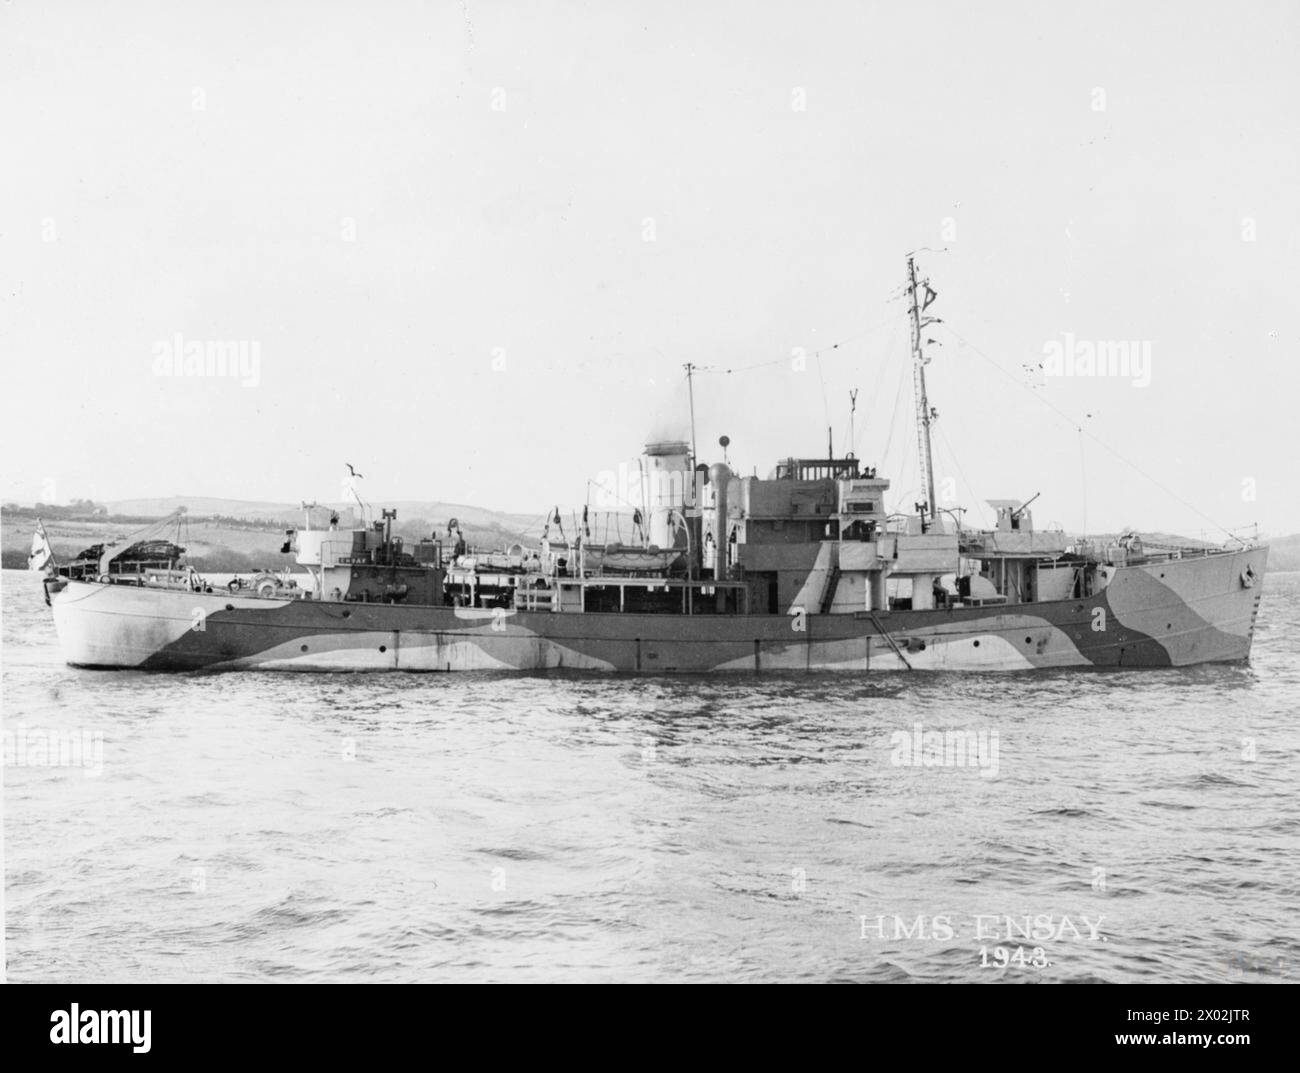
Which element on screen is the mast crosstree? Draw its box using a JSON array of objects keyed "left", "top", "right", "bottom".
[{"left": 907, "top": 255, "right": 940, "bottom": 530}]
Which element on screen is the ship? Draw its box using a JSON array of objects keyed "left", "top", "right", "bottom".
[{"left": 38, "top": 258, "right": 1267, "bottom": 673}]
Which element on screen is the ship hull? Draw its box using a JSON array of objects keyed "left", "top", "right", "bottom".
[{"left": 47, "top": 547, "right": 1267, "bottom": 673}]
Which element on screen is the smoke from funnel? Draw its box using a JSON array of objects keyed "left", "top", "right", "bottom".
[{"left": 642, "top": 376, "right": 692, "bottom": 447}]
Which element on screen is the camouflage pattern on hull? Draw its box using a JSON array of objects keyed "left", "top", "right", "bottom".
[{"left": 48, "top": 547, "right": 1267, "bottom": 673}]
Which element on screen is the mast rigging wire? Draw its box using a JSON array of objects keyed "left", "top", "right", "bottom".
[{"left": 940, "top": 323, "right": 1238, "bottom": 541}]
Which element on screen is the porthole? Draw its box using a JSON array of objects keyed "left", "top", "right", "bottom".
[
  {"left": 1025, "top": 636, "right": 1033, "bottom": 644},
  {"left": 973, "top": 640, "right": 980, "bottom": 647},
  {"left": 300, "top": 644, "right": 308, "bottom": 652},
  {"left": 379, "top": 645, "right": 387, "bottom": 653}
]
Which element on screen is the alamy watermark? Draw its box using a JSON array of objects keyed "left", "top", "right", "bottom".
[
  {"left": 890, "top": 722, "right": 999, "bottom": 778},
  {"left": 4, "top": 725, "right": 103, "bottom": 777},
  {"left": 152, "top": 333, "right": 261, "bottom": 387},
  {"left": 588, "top": 461, "right": 692, "bottom": 512},
  {"left": 1042, "top": 333, "right": 1151, "bottom": 387}
]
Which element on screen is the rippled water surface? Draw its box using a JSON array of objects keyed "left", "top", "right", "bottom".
[{"left": 4, "top": 567, "right": 1298, "bottom": 982}]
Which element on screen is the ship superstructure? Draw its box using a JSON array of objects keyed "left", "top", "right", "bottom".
[{"left": 38, "top": 259, "right": 1268, "bottom": 673}]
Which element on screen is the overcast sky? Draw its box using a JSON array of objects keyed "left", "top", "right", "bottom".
[{"left": 2, "top": 0, "right": 1296, "bottom": 539}]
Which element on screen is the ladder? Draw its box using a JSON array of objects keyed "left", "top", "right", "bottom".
[
  {"left": 820, "top": 565, "right": 841, "bottom": 614},
  {"left": 867, "top": 609, "right": 913, "bottom": 670}
]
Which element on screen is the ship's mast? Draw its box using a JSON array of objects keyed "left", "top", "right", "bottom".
[
  {"left": 683, "top": 361, "right": 698, "bottom": 467},
  {"left": 907, "top": 255, "right": 939, "bottom": 530},
  {"left": 849, "top": 388, "right": 858, "bottom": 455}
]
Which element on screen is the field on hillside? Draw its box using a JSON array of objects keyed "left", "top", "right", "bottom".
[
  {"left": 6, "top": 504, "right": 1296, "bottom": 573},
  {"left": 0, "top": 511, "right": 529, "bottom": 571}
]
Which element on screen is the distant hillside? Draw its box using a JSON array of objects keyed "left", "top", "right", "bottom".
[
  {"left": 1074, "top": 531, "right": 1219, "bottom": 550},
  {"left": 0, "top": 516, "right": 297, "bottom": 573},
  {"left": 1267, "top": 534, "right": 1300, "bottom": 572},
  {"left": 6, "top": 496, "right": 1296, "bottom": 574},
  {"left": 104, "top": 497, "right": 541, "bottom": 535},
  {"left": 0, "top": 500, "right": 535, "bottom": 571},
  {"left": 104, "top": 496, "right": 299, "bottom": 520},
  {"left": 1078, "top": 531, "right": 1297, "bottom": 570}
]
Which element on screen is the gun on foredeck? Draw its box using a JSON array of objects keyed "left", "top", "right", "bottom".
[{"left": 1010, "top": 492, "right": 1041, "bottom": 521}]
